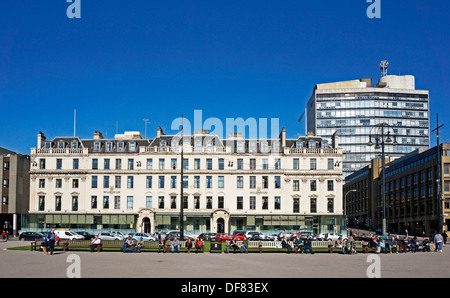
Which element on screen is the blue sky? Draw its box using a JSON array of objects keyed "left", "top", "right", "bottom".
[{"left": 0, "top": 0, "right": 449, "bottom": 154}]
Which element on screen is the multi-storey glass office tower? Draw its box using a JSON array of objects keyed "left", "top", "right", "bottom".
[{"left": 307, "top": 75, "right": 430, "bottom": 177}]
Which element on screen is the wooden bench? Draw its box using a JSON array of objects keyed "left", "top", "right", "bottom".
[
  {"left": 163, "top": 241, "right": 205, "bottom": 253},
  {"left": 245, "top": 240, "right": 369, "bottom": 253},
  {"left": 31, "top": 239, "right": 203, "bottom": 253},
  {"left": 31, "top": 239, "right": 65, "bottom": 252}
]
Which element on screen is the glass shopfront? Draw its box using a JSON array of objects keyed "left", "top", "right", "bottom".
[
  {"left": 230, "top": 214, "right": 346, "bottom": 235},
  {"left": 22, "top": 214, "right": 137, "bottom": 234},
  {"left": 154, "top": 214, "right": 211, "bottom": 235}
]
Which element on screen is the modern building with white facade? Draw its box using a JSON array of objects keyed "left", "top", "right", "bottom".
[
  {"left": 307, "top": 73, "right": 430, "bottom": 177},
  {"left": 24, "top": 127, "right": 344, "bottom": 236}
]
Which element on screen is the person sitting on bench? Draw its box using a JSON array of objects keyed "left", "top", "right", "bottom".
[
  {"left": 122, "top": 236, "right": 134, "bottom": 253},
  {"left": 302, "top": 235, "right": 314, "bottom": 254},
  {"left": 90, "top": 234, "right": 102, "bottom": 252},
  {"left": 226, "top": 237, "right": 239, "bottom": 254},
  {"left": 171, "top": 237, "right": 181, "bottom": 253},
  {"left": 195, "top": 237, "right": 203, "bottom": 253},
  {"left": 281, "top": 237, "right": 292, "bottom": 254},
  {"left": 293, "top": 235, "right": 303, "bottom": 254}
]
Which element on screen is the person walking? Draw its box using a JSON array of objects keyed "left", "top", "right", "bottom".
[
  {"left": 158, "top": 237, "right": 165, "bottom": 253},
  {"left": 442, "top": 231, "right": 447, "bottom": 247},
  {"left": 434, "top": 231, "right": 444, "bottom": 253},
  {"left": 46, "top": 229, "right": 56, "bottom": 255}
]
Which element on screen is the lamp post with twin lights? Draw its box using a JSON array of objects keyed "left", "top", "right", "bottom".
[{"left": 367, "top": 123, "right": 398, "bottom": 237}]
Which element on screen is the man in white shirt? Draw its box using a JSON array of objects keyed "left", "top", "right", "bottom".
[{"left": 90, "top": 235, "right": 102, "bottom": 252}]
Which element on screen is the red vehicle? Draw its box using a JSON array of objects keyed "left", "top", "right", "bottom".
[
  {"left": 289, "top": 232, "right": 307, "bottom": 241},
  {"left": 233, "top": 233, "right": 246, "bottom": 241},
  {"left": 215, "top": 233, "right": 232, "bottom": 242},
  {"left": 216, "top": 233, "right": 246, "bottom": 242}
]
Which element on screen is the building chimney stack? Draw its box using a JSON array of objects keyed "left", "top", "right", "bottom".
[
  {"left": 93, "top": 131, "right": 104, "bottom": 140},
  {"left": 37, "top": 132, "right": 46, "bottom": 148}
]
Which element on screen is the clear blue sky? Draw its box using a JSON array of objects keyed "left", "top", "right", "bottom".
[{"left": 0, "top": 0, "right": 449, "bottom": 154}]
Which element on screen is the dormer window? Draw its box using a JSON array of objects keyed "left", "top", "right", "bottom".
[
  {"left": 260, "top": 141, "right": 268, "bottom": 153},
  {"left": 71, "top": 141, "right": 78, "bottom": 149},
  {"left": 171, "top": 139, "right": 179, "bottom": 148},
  {"left": 249, "top": 141, "right": 256, "bottom": 153},
  {"left": 58, "top": 142, "right": 65, "bottom": 149},
  {"left": 117, "top": 142, "right": 124, "bottom": 152},
  {"left": 205, "top": 139, "right": 214, "bottom": 147},
  {"left": 194, "top": 138, "right": 202, "bottom": 148},
  {"left": 296, "top": 140, "right": 303, "bottom": 148},
  {"left": 308, "top": 141, "right": 316, "bottom": 148},
  {"left": 45, "top": 142, "right": 52, "bottom": 149},
  {"left": 237, "top": 141, "right": 245, "bottom": 153},
  {"left": 94, "top": 142, "right": 101, "bottom": 152},
  {"left": 129, "top": 142, "right": 136, "bottom": 152},
  {"left": 105, "top": 142, "right": 113, "bottom": 152},
  {"left": 272, "top": 141, "right": 280, "bottom": 153},
  {"left": 160, "top": 140, "right": 167, "bottom": 147}
]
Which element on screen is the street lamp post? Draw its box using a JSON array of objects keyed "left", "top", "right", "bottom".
[
  {"left": 368, "top": 123, "right": 398, "bottom": 237},
  {"left": 180, "top": 115, "right": 184, "bottom": 240},
  {"left": 344, "top": 189, "right": 357, "bottom": 232},
  {"left": 344, "top": 189, "right": 357, "bottom": 215}
]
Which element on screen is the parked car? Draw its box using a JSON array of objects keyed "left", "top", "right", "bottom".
[
  {"left": 130, "top": 233, "right": 156, "bottom": 241},
  {"left": 165, "top": 231, "right": 195, "bottom": 241},
  {"left": 289, "top": 232, "right": 307, "bottom": 241},
  {"left": 198, "top": 233, "right": 217, "bottom": 241},
  {"left": 55, "top": 230, "right": 85, "bottom": 240},
  {"left": 98, "top": 232, "right": 122, "bottom": 241},
  {"left": 246, "top": 231, "right": 274, "bottom": 241},
  {"left": 318, "top": 232, "right": 347, "bottom": 241},
  {"left": 19, "top": 232, "right": 44, "bottom": 241},
  {"left": 233, "top": 232, "right": 246, "bottom": 241},
  {"left": 76, "top": 231, "right": 96, "bottom": 240},
  {"left": 215, "top": 233, "right": 233, "bottom": 242},
  {"left": 108, "top": 231, "right": 126, "bottom": 240},
  {"left": 232, "top": 230, "right": 247, "bottom": 235},
  {"left": 277, "top": 231, "right": 294, "bottom": 241}
]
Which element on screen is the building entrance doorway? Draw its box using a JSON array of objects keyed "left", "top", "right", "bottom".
[
  {"left": 143, "top": 217, "right": 151, "bottom": 234},
  {"left": 217, "top": 218, "right": 225, "bottom": 233}
]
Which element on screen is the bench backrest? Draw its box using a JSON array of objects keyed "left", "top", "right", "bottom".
[{"left": 245, "top": 240, "right": 365, "bottom": 249}]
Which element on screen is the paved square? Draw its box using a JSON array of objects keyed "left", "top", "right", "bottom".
[{"left": 1, "top": 239, "right": 449, "bottom": 278}]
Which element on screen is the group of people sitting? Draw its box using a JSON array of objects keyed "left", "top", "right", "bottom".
[
  {"left": 366, "top": 235, "right": 426, "bottom": 253},
  {"left": 281, "top": 235, "right": 315, "bottom": 254},
  {"left": 120, "top": 236, "right": 146, "bottom": 253},
  {"left": 225, "top": 236, "right": 249, "bottom": 254},
  {"left": 158, "top": 236, "right": 204, "bottom": 253}
]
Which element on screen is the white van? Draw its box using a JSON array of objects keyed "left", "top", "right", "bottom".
[{"left": 55, "top": 230, "right": 84, "bottom": 240}]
